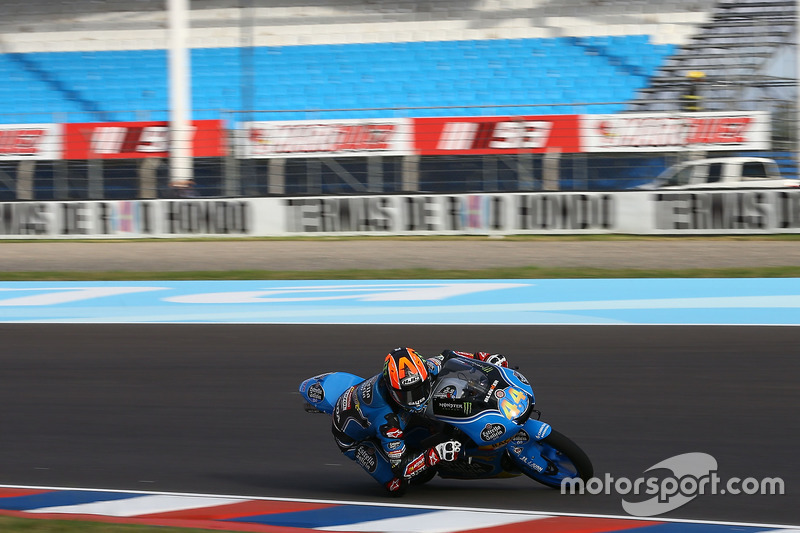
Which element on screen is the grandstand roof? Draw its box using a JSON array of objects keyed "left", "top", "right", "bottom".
[{"left": 2, "top": 0, "right": 715, "bottom": 52}]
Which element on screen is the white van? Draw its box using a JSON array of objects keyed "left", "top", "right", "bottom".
[{"left": 636, "top": 157, "right": 798, "bottom": 190}]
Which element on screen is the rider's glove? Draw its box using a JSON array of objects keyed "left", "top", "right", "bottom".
[
  {"left": 428, "top": 440, "right": 461, "bottom": 465},
  {"left": 476, "top": 352, "right": 508, "bottom": 367},
  {"left": 404, "top": 440, "right": 461, "bottom": 478}
]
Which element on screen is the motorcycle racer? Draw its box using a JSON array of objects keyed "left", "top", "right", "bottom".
[{"left": 331, "top": 347, "right": 508, "bottom": 495}]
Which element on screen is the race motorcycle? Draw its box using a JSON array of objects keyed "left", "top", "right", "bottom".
[{"left": 299, "top": 354, "right": 593, "bottom": 489}]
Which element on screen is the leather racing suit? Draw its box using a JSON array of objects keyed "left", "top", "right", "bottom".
[{"left": 330, "top": 350, "right": 505, "bottom": 495}]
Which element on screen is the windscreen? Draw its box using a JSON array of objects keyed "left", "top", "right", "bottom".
[{"left": 433, "top": 357, "right": 505, "bottom": 401}]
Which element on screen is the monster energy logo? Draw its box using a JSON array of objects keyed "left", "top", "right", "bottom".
[
  {"left": 433, "top": 399, "right": 474, "bottom": 417},
  {"left": 467, "top": 362, "right": 493, "bottom": 374}
]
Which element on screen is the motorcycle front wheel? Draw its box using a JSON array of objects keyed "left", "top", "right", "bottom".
[{"left": 520, "top": 429, "right": 593, "bottom": 489}]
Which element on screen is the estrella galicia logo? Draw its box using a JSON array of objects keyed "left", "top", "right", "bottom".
[
  {"left": 307, "top": 383, "right": 324, "bottom": 402},
  {"left": 355, "top": 445, "right": 377, "bottom": 473},
  {"left": 480, "top": 423, "right": 506, "bottom": 442},
  {"left": 512, "top": 429, "right": 529, "bottom": 445},
  {"left": 359, "top": 376, "right": 376, "bottom": 405}
]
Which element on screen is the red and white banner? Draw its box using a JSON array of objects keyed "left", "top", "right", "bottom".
[
  {"left": 581, "top": 111, "right": 771, "bottom": 152},
  {"left": 414, "top": 115, "right": 581, "bottom": 155},
  {"left": 239, "top": 119, "right": 413, "bottom": 158},
  {"left": 0, "top": 111, "right": 775, "bottom": 162},
  {"left": 63, "top": 120, "right": 226, "bottom": 159},
  {"left": 0, "top": 124, "right": 62, "bottom": 160}
]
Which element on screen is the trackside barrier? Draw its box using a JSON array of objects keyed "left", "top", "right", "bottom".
[
  {"left": 0, "top": 112, "right": 780, "bottom": 199},
  {"left": 2, "top": 190, "right": 800, "bottom": 238}
]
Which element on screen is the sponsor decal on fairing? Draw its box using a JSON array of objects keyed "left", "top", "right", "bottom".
[
  {"left": 535, "top": 423, "right": 551, "bottom": 440},
  {"left": 434, "top": 385, "right": 457, "bottom": 399},
  {"left": 432, "top": 399, "right": 475, "bottom": 418},
  {"left": 307, "top": 383, "right": 324, "bottom": 403},
  {"left": 480, "top": 423, "right": 506, "bottom": 442},
  {"left": 517, "top": 454, "right": 544, "bottom": 472},
  {"left": 512, "top": 429, "right": 530, "bottom": 445},
  {"left": 483, "top": 380, "right": 499, "bottom": 403}
]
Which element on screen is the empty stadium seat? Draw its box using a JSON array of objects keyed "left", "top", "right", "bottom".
[{"left": 0, "top": 35, "right": 674, "bottom": 123}]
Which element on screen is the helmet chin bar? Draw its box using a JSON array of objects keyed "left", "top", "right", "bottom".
[
  {"left": 405, "top": 401, "right": 428, "bottom": 413},
  {"left": 390, "top": 381, "right": 432, "bottom": 411}
]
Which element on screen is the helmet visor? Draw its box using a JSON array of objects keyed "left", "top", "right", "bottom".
[{"left": 390, "top": 380, "right": 432, "bottom": 411}]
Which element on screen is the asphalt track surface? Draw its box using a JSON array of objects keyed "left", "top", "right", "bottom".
[{"left": 0, "top": 324, "right": 797, "bottom": 526}]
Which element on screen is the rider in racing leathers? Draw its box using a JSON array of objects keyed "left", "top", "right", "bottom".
[{"left": 330, "top": 347, "right": 509, "bottom": 495}]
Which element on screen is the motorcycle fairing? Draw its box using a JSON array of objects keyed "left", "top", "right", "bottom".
[
  {"left": 426, "top": 356, "right": 534, "bottom": 445},
  {"left": 299, "top": 372, "right": 364, "bottom": 414},
  {"left": 505, "top": 419, "right": 553, "bottom": 475},
  {"left": 435, "top": 447, "right": 516, "bottom": 479}
]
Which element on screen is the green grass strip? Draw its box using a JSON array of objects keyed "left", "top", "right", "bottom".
[{"left": 0, "top": 515, "right": 225, "bottom": 532}]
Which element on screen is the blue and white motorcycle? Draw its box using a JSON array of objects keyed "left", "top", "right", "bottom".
[{"left": 299, "top": 354, "right": 593, "bottom": 489}]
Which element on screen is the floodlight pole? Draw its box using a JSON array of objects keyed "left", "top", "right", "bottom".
[{"left": 168, "top": 0, "right": 193, "bottom": 187}]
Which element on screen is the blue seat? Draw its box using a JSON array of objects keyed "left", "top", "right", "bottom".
[{"left": 0, "top": 34, "right": 674, "bottom": 123}]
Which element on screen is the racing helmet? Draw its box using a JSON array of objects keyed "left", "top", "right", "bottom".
[{"left": 382, "top": 347, "right": 432, "bottom": 412}]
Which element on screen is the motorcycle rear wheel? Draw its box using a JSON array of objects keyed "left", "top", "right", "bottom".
[{"left": 521, "top": 429, "right": 593, "bottom": 489}]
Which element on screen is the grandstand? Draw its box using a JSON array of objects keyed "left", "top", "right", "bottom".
[
  {"left": 630, "top": 0, "right": 796, "bottom": 112},
  {"left": 0, "top": 0, "right": 795, "bottom": 199},
  {"left": 0, "top": 0, "right": 718, "bottom": 123},
  {"left": 1, "top": 36, "right": 680, "bottom": 123}
]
